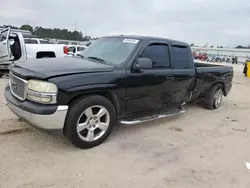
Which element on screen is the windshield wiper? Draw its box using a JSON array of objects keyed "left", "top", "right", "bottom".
[{"left": 87, "top": 56, "right": 106, "bottom": 63}]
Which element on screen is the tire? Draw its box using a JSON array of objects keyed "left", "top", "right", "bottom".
[
  {"left": 64, "top": 95, "right": 116, "bottom": 149},
  {"left": 203, "top": 84, "right": 223, "bottom": 110},
  {"left": 0, "top": 73, "right": 4, "bottom": 78}
]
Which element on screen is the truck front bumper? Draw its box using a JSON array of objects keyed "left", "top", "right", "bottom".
[{"left": 5, "top": 86, "right": 68, "bottom": 130}]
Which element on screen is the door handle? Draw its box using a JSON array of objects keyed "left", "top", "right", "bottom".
[{"left": 3, "top": 42, "right": 6, "bottom": 45}]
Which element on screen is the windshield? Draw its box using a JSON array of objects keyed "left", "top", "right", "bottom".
[{"left": 80, "top": 37, "right": 139, "bottom": 65}]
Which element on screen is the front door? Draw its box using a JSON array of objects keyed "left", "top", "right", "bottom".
[
  {"left": 0, "top": 28, "right": 11, "bottom": 63},
  {"left": 125, "top": 42, "right": 175, "bottom": 114}
]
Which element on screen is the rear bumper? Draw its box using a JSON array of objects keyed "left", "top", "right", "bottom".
[{"left": 5, "top": 86, "right": 68, "bottom": 130}]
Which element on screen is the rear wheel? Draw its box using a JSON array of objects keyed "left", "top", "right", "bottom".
[
  {"left": 203, "top": 84, "right": 223, "bottom": 110},
  {"left": 64, "top": 95, "right": 116, "bottom": 149}
]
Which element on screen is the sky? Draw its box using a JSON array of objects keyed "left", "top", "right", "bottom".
[{"left": 1, "top": 0, "right": 250, "bottom": 46}]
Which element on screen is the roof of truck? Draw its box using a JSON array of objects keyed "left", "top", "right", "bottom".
[{"left": 104, "top": 35, "right": 189, "bottom": 46}]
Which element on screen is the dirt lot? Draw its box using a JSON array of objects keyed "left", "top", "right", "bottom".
[{"left": 0, "top": 64, "right": 250, "bottom": 188}]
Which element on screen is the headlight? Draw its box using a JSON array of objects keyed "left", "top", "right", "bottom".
[
  {"left": 26, "top": 80, "right": 58, "bottom": 104},
  {"left": 27, "top": 80, "right": 58, "bottom": 93}
]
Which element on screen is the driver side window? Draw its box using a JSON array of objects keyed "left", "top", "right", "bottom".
[{"left": 141, "top": 43, "right": 170, "bottom": 68}]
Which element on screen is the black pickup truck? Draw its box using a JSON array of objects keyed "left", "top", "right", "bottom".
[{"left": 5, "top": 35, "right": 233, "bottom": 149}]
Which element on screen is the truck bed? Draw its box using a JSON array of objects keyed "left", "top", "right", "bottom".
[
  {"left": 194, "top": 61, "right": 233, "bottom": 73},
  {"left": 191, "top": 61, "right": 233, "bottom": 102},
  {"left": 195, "top": 61, "right": 227, "bottom": 68}
]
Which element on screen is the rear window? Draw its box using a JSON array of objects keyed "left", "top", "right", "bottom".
[
  {"left": 58, "top": 41, "right": 69, "bottom": 45},
  {"left": 171, "top": 46, "right": 194, "bottom": 69},
  {"left": 39, "top": 40, "right": 49, "bottom": 44},
  {"left": 24, "top": 39, "right": 38, "bottom": 44}
]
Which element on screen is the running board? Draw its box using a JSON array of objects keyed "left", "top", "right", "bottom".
[{"left": 119, "top": 109, "right": 185, "bottom": 125}]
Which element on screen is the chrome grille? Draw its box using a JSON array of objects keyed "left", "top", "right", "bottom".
[{"left": 9, "top": 73, "right": 27, "bottom": 101}]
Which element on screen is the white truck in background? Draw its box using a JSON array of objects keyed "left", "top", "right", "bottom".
[{"left": 0, "top": 28, "right": 68, "bottom": 77}]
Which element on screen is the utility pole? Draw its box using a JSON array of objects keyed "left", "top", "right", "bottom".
[{"left": 74, "top": 20, "right": 76, "bottom": 31}]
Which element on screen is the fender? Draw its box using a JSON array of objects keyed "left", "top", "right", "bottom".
[{"left": 58, "top": 83, "right": 125, "bottom": 117}]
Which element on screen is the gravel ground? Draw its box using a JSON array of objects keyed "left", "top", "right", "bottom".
[{"left": 0, "top": 64, "right": 250, "bottom": 188}]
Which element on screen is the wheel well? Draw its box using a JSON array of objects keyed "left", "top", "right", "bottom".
[
  {"left": 36, "top": 51, "right": 56, "bottom": 59},
  {"left": 68, "top": 91, "right": 120, "bottom": 117},
  {"left": 209, "top": 82, "right": 226, "bottom": 96}
]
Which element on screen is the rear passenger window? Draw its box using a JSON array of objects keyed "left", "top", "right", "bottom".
[
  {"left": 171, "top": 46, "right": 193, "bottom": 69},
  {"left": 141, "top": 44, "right": 170, "bottom": 68}
]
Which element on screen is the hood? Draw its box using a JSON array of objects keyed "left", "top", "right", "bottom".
[{"left": 9, "top": 57, "right": 116, "bottom": 80}]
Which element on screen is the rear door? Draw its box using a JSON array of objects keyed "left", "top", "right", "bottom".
[
  {"left": 169, "top": 44, "right": 196, "bottom": 104},
  {"left": 0, "top": 28, "right": 11, "bottom": 62}
]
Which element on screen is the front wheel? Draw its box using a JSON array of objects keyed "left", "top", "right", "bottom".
[
  {"left": 203, "top": 84, "right": 223, "bottom": 110},
  {"left": 64, "top": 95, "right": 116, "bottom": 149}
]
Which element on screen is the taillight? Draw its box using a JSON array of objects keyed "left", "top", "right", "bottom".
[{"left": 63, "top": 46, "right": 68, "bottom": 54}]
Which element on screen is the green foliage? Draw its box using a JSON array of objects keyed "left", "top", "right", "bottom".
[
  {"left": 1, "top": 25, "right": 19, "bottom": 29},
  {"left": 1, "top": 24, "right": 97, "bottom": 41},
  {"left": 33, "top": 26, "right": 86, "bottom": 41},
  {"left": 20, "top": 24, "right": 33, "bottom": 32}
]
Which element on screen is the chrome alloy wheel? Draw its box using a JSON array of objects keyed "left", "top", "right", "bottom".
[
  {"left": 214, "top": 88, "right": 223, "bottom": 108},
  {"left": 76, "top": 105, "right": 110, "bottom": 142}
]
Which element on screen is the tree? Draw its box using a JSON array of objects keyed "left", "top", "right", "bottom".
[
  {"left": 20, "top": 24, "right": 33, "bottom": 32},
  {"left": 1, "top": 25, "right": 19, "bottom": 29},
  {"left": 1, "top": 24, "right": 97, "bottom": 41},
  {"left": 236, "top": 45, "right": 246, "bottom": 49},
  {"left": 190, "top": 43, "right": 194, "bottom": 47}
]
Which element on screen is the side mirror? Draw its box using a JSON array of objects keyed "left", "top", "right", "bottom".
[{"left": 134, "top": 58, "right": 152, "bottom": 72}]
